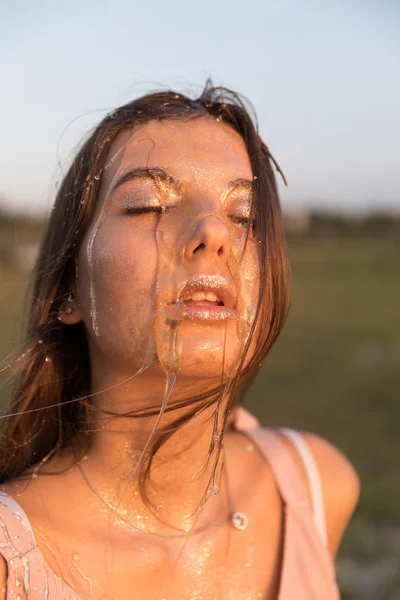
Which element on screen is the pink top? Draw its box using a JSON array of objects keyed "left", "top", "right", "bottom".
[{"left": 0, "top": 408, "right": 340, "bottom": 599}]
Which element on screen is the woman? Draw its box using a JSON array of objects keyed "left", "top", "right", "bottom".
[{"left": 0, "top": 85, "right": 359, "bottom": 599}]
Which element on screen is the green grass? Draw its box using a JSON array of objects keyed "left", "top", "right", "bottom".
[{"left": 0, "top": 268, "right": 30, "bottom": 358}]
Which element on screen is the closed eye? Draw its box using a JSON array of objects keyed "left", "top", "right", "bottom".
[
  {"left": 124, "top": 206, "right": 164, "bottom": 215},
  {"left": 230, "top": 216, "right": 256, "bottom": 230}
]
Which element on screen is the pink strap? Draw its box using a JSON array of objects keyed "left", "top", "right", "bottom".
[
  {"left": 233, "top": 406, "right": 309, "bottom": 508},
  {"left": 0, "top": 498, "right": 79, "bottom": 599},
  {"left": 241, "top": 427, "right": 310, "bottom": 508},
  {"left": 279, "top": 428, "right": 328, "bottom": 546},
  {"left": 233, "top": 408, "right": 339, "bottom": 599},
  {"left": 0, "top": 500, "right": 37, "bottom": 562}
]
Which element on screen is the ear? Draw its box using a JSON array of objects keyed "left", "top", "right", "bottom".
[{"left": 57, "top": 293, "right": 83, "bottom": 325}]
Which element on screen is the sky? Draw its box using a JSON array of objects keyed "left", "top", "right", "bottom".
[{"left": 1, "top": 0, "right": 399, "bottom": 215}]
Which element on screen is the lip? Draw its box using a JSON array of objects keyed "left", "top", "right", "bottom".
[
  {"left": 165, "top": 274, "right": 238, "bottom": 322},
  {"left": 165, "top": 303, "right": 238, "bottom": 322}
]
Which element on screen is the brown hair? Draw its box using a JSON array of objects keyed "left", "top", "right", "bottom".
[{"left": 0, "top": 83, "right": 290, "bottom": 502}]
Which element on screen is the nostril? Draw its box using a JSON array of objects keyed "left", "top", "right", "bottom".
[
  {"left": 217, "top": 246, "right": 224, "bottom": 256},
  {"left": 193, "top": 243, "right": 205, "bottom": 254}
]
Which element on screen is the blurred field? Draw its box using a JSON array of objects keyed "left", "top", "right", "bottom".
[
  {"left": 246, "top": 237, "right": 400, "bottom": 599},
  {"left": 0, "top": 216, "right": 399, "bottom": 598}
]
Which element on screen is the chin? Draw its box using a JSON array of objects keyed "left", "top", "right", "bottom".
[
  {"left": 167, "top": 321, "right": 244, "bottom": 380},
  {"left": 89, "top": 313, "right": 246, "bottom": 385}
]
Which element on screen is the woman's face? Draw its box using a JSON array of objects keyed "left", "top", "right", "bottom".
[{"left": 76, "top": 116, "right": 259, "bottom": 383}]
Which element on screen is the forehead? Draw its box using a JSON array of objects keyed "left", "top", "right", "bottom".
[{"left": 106, "top": 116, "right": 252, "bottom": 188}]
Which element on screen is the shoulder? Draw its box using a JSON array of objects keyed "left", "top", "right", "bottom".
[{"left": 280, "top": 430, "right": 360, "bottom": 557}]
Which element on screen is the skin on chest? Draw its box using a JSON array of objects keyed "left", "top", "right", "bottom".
[
  {"left": 2, "top": 432, "right": 285, "bottom": 599},
  {"left": 34, "top": 504, "right": 282, "bottom": 600},
  {"left": 29, "top": 457, "right": 283, "bottom": 600}
]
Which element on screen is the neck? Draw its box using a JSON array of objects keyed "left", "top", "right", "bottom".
[{"left": 75, "top": 365, "right": 234, "bottom": 534}]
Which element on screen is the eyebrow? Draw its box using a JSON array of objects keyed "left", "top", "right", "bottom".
[
  {"left": 113, "top": 167, "right": 253, "bottom": 196},
  {"left": 112, "top": 167, "right": 182, "bottom": 195}
]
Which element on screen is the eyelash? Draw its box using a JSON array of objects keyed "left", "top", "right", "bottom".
[
  {"left": 123, "top": 208, "right": 256, "bottom": 231},
  {"left": 230, "top": 216, "right": 257, "bottom": 231},
  {"left": 124, "top": 206, "right": 164, "bottom": 215}
]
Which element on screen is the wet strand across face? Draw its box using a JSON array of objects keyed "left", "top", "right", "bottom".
[{"left": 78, "top": 119, "right": 260, "bottom": 529}]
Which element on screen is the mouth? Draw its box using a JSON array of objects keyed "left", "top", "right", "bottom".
[{"left": 165, "top": 275, "right": 238, "bottom": 322}]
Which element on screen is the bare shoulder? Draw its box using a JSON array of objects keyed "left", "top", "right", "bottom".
[{"left": 281, "top": 431, "right": 360, "bottom": 556}]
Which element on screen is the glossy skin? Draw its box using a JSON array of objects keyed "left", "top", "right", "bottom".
[
  {"left": 79, "top": 117, "right": 258, "bottom": 388},
  {"left": 0, "top": 117, "right": 360, "bottom": 599}
]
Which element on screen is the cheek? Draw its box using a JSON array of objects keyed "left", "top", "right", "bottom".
[
  {"left": 233, "top": 242, "right": 260, "bottom": 367},
  {"left": 241, "top": 243, "right": 260, "bottom": 312},
  {"left": 78, "top": 223, "right": 157, "bottom": 350},
  {"left": 229, "top": 239, "right": 260, "bottom": 330}
]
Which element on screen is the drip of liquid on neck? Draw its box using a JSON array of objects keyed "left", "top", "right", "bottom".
[{"left": 84, "top": 139, "right": 258, "bottom": 527}]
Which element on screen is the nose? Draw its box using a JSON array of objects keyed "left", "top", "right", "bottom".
[{"left": 184, "top": 215, "right": 231, "bottom": 264}]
